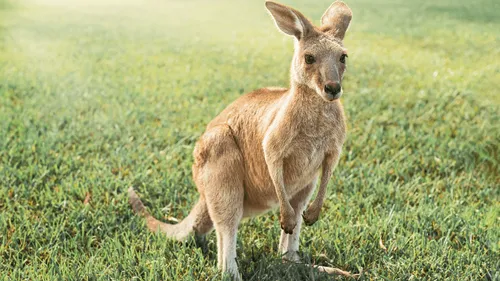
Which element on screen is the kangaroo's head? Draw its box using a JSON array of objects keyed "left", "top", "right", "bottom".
[{"left": 266, "top": 1, "right": 352, "bottom": 101}]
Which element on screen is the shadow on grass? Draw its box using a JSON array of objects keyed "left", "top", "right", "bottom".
[
  {"left": 236, "top": 249, "right": 361, "bottom": 281},
  {"left": 182, "top": 233, "right": 361, "bottom": 281},
  {"left": 240, "top": 258, "right": 348, "bottom": 281}
]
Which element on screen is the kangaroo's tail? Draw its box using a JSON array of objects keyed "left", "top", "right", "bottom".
[{"left": 128, "top": 187, "right": 213, "bottom": 241}]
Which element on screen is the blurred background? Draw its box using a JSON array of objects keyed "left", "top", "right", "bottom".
[{"left": 0, "top": 0, "right": 498, "bottom": 280}]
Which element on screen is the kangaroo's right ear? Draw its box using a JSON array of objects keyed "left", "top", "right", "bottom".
[
  {"left": 265, "top": 1, "right": 314, "bottom": 40},
  {"left": 320, "top": 1, "right": 352, "bottom": 40}
]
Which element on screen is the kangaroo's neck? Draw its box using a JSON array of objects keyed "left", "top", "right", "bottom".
[{"left": 275, "top": 82, "right": 345, "bottom": 133}]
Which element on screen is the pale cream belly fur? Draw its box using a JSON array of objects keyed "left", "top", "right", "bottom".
[{"left": 241, "top": 143, "right": 327, "bottom": 218}]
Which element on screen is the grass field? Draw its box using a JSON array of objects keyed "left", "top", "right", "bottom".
[{"left": 1, "top": 0, "right": 499, "bottom": 280}]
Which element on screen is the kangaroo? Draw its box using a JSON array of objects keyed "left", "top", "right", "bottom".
[{"left": 128, "top": 1, "right": 352, "bottom": 279}]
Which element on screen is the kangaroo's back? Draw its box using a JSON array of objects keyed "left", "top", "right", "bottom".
[{"left": 207, "top": 87, "right": 288, "bottom": 131}]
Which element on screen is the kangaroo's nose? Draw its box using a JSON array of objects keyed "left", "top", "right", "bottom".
[{"left": 324, "top": 81, "right": 341, "bottom": 96}]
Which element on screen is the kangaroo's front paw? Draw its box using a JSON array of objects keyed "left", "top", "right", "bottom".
[
  {"left": 302, "top": 207, "right": 320, "bottom": 226},
  {"left": 280, "top": 209, "right": 297, "bottom": 234}
]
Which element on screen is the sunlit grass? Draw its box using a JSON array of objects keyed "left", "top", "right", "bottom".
[{"left": 0, "top": 0, "right": 499, "bottom": 280}]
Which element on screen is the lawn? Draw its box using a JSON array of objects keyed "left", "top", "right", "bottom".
[{"left": 0, "top": 0, "right": 499, "bottom": 280}]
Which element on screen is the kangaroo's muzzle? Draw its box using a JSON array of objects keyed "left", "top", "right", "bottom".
[{"left": 324, "top": 81, "right": 342, "bottom": 100}]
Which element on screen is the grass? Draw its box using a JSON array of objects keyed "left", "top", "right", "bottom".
[{"left": 0, "top": 0, "right": 499, "bottom": 280}]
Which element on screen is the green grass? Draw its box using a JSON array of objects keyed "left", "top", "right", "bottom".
[{"left": 1, "top": 0, "right": 499, "bottom": 280}]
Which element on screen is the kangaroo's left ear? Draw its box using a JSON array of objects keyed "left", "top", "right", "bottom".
[{"left": 321, "top": 1, "right": 352, "bottom": 40}]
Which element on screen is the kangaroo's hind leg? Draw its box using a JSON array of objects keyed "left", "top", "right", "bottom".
[{"left": 193, "top": 124, "right": 245, "bottom": 280}]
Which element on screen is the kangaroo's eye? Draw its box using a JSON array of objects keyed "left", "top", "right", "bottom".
[
  {"left": 305, "top": 54, "right": 315, "bottom": 64},
  {"left": 340, "top": 54, "right": 348, "bottom": 64}
]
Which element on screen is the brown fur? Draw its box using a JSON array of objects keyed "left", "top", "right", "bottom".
[{"left": 129, "top": 1, "right": 353, "bottom": 279}]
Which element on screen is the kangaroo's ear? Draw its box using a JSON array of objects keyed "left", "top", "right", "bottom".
[
  {"left": 265, "top": 1, "right": 314, "bottom": 40},
  {"left": 321, "top": 1, "right": 352, "bottom": 40}
]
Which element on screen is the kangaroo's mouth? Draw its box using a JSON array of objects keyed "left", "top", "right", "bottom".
[{"left": 324, "top": 91, "right": 342, "bottom": 101}]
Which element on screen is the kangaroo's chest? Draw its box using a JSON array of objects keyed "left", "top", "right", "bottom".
[{"left": 282, "top": 131, "right": 336, "bottom": 191}]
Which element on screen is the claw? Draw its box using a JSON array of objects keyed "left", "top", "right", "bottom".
[
  {"left": 302, "top": 211, "right": 319, "bottom": 226},
  {"left": 280, "top": 208, "right": 297, "bottom": 234},
  {"left": 281, "top": 222, "right": 296, "bottom": 234}
]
